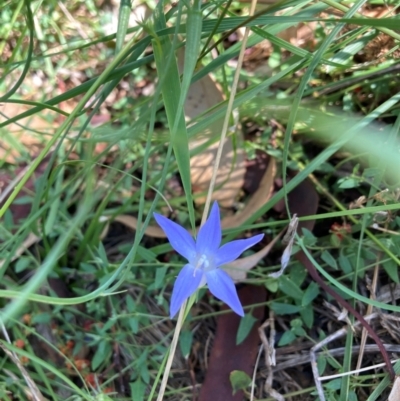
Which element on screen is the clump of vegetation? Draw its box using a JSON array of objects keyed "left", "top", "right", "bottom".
[{"left": 1, "top": 0, "right": 400, "bottom": 400}]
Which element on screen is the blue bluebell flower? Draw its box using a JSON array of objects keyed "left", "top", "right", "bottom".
[{"left": 154, "top": 202, "right": 264, "bottom": 318}]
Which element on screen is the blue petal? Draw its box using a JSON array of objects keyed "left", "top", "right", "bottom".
[
  {"left": 170, "top": 264, "right": 203, "bottom": 318},
  {"left": 205, "top": 269, "right": 244, "bottom": 316},
  {"left": 154, "top": 213, "right": 196, "bottom": 262},
  {"left": 215, "top": 234, "right": 264, "bottom": 267},
  {"left": 196, "top": 202, "right": 221, "bottom": 255}
]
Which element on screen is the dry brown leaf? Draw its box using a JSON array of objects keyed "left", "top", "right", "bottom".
[
  {"left": 104, "top": 156, "right": 276, "bottom": 240},
  {"left": 189, "top": 135, "right": 246, "bottom": 208},
  {"left": 198, "top": 285, "right": 267, "bottom": 401},
  {"left": 178, "top": 48, "right": 246, "bottom": 208},
  {"left": 221, "top": 156, "right": 276, "bottom": 229},
  {"left": 223, "top": 228, "right": 284, "bottom": 282},
  {"left": 100, "top": 214, "right": 167, "bottom": 239}
]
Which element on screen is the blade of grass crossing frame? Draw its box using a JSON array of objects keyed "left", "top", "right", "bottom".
[
  {"left": 173, "top": 0, "right": 202, "bottom": 130},
  {"left": 152, "top": 2, "right": 195, "bottom": 229},
  {"left": 116, "top": 0, "right": 131, "bottom": 53},
  {"left": 0, "top": 0, "right": 34, "bottom": 102}
]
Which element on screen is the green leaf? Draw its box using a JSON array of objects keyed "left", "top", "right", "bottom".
[
  {"left": 338, "top": 177, "right": 359, "bottom": 189},
  {"left": 92, "top": 340, "right": 111, "bottom": 370},
  {"left": 265, "top": 278, "right": 279, "bottom": 293},
  {"left": 278, "top": 330, "right": 296, "bottom": 346},
  {"left": 130, "top": 378, "right": 146, "bottom": 401},
  {"left": 102, "top": 317, "right": 116, "bottom": 333},
  {"left": 236, "top": 313, "right": 257, "bottom": 345},
  {"left": 279, "top": 275, "right": 304, "bottom": 300},
  {"left": 289, "top": 263, "right": 307, "bottom": 287},
  {"left": 339, "top": 254, "right": 352, "bottom": 274},
  {"left": 229, "top": 370, "right": 252, "bottom": 395},
  {"left": 15, "top": 257, "right": 31, "bottom": 273},
  {"left": 129, "top": 317, "right": 139, "bottom": 334},
  {"left": 325, "top": 378, "right": 342, "bottom": 391},
  {"left": 300, "top": 304, "right": 314, "bottom": 328},
  {"left": 137, "top": 245, "right": 157, "bottom": 262},
  {"left": 301, "top": 228, "right": 317, "bottom": 246},
  {"left": 290, "top": 318, "right": 306, "bottom": 337},
  {"left": 330, "top": 233, "right": 341, "bottom": 248},
  {"left": 80, "top": 263, "right": 97, "bottom": 273},
  {"left": 302, "top": 282, "right": 319, "bottom": 306},
  {"left": 152, "top": 4, "right": 195, "bottom": 229},
  {"left": 154, "top": 266, "right": 167, "bottom": 289},
  {"left": 383, "top": 259, "right": 399, "bottom": 284},
  {"left": 97, "top": 242, "right": 108, "bottom": 265},
  {"left": 271, "top": 302, "right": 301, "bottom": 315},
  {"left": 179, "top": 330, "right": 193, "bottom": 359},
  {"left": 32, "top": 313, "right": 52, "bottom": 324},
  {"left": 126, "top": 295, "right": 136, "bottom": 312},
  {"left": 140, "top": 364, "right": 150, "bottom": 384},
  {"left": 321, "top": 250, "right": 338, "bottom": 270},
  {"left": 317, "top": 355, "right": 327, "bottom": 375}
]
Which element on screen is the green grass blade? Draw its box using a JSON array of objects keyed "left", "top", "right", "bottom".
[
  {"left": 116, "top": 0, "right": 132, "bottom": 53},
  {"left": 152, "top": 2, "right": 195, "bottom": 229}
]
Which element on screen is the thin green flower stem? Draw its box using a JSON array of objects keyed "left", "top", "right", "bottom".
[
  {"left": 155, "top": 300, "right": 187, "bottom": 401},
  {"left": 0, "top": 33, "right": 140, "bottom": 220},
  {"left": 201, "top": 0, "right": 258, "bottom": 226},
  {"left": 116, "top": 0, "right": 132, "bottom": 53}
]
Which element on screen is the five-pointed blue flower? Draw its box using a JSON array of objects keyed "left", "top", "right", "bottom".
[{"left": 154, "top": 202, "right": 264, "bottom": 318}]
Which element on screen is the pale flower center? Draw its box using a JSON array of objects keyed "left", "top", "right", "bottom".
[{"left": 193, "top": 253, "right": 214, "bottom": 276}]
